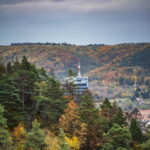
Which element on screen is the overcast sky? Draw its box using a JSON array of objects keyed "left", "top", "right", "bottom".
[{"left": 0, "top": 0, "right": 150, "bottom": 45}]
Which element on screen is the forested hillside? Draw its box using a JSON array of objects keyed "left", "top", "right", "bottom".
[
  {"left": 0, "top": 43, "right": 150, "bottom": 109},
  {"left": 0, "top": 56, "right": 150, "bottom": 150}
]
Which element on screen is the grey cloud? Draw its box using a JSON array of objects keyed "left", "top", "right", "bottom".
[
  {"left": 0, "top": 0, "right": 34, "bottom": 5},
  {"left": 0, "top": 0, "right": 64, "bottom": 5},
  {"left": 0, "top": 0, "right": 150, "bottom": 21}
]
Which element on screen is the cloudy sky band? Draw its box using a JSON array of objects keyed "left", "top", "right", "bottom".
[{"left": 0, "top": 0, "right": 149, "bottom": 45}]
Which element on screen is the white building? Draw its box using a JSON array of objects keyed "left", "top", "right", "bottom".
[{"left": 64, "top": 61, "right": 88, "bottom": 94}]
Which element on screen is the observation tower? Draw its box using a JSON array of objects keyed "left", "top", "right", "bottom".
[{"left": 64, "top": 60, "right": 88, "bottom": 94}]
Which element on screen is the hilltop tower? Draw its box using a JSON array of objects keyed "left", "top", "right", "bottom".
[
  {"left": 64, "top": 60, "right": 88, "bottom": 95},
  {"left": 77, "top": 60, "right": 81, "bottom": 76}
]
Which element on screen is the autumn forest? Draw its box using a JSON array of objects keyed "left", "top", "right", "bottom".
[{"left": 0, "top": 43, "right": 150, "bottom": 150}]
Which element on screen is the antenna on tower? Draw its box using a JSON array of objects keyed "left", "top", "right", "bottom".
[{"left": 77, "top": 59, "right": 81, "bottom": 76}]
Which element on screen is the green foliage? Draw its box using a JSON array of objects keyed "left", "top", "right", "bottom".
[
  {"left": 22, "top": 56, "right": 31, "bottom": 70},
  {"left": 101, "top": 98, "right": 112, "bottom": 110},
  {"left": 34, "top": 78, "right": 68, "bottom": 126},
  {"left": 79, "top": 92, "right": 99, "bottom": 124},
  {"left": 100, "top": 100, "right": 127, "bottom": 129},
  {"left": 0, "top": 76, "right": 24, "bottom": 128},
  {"left": 130, "top": 119, "right": 144, "bottom": 143},
  {"left": 25, "top": 119, "right": 46, "bottom": 150},
  {"left": 102, "top": 124, "right": 132, "bottom": 150},
  {"left": 141, "top": 139, "right": 150, "bottom": 150},
  {"left": 0, "top": 104, "right": 7, "bottom": 128},
  {"left": 0, "top": 56, "right": 68, "bottom": 129},
  {"left": 102, "top": 143, "right": 114, "bottom": 150},
  {"left": 67, "top": 69, "right": 76, "bottom": 77},
  {"left": 116, "top": 147, "right": 129, "bottom": 150},
  {"left": 112, "top": 107, "right": 127, "bottom": 126},
  {"left": 78, "top": 92, "right": 104, "bottom": 149},
  {"left": 0, "top": 105, "right": 12, "bottom": 150}
]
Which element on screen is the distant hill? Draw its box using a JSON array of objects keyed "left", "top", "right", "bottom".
[{"left": 0, "top": 43, "right": 150, "bottom": 106}]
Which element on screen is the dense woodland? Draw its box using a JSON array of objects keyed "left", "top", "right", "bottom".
[{"left": 0, "top": 57, "right": 150, "bottom": 150}]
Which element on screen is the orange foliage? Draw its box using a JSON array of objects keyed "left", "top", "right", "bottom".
[
  {"left": 59, "top": 101, "right": 87, "bottom": 144},
  {"left": 13, "top": 123, "right": 26, "bottom": 140}
]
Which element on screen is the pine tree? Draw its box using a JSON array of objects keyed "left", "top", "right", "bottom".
[
  {"left": 79, "top": 92, "right": 99, "bottom": 124},
  {"left": 12, "top": 57, "right": 39, "bottom": 127},
  {"left": 112, "top": 107, "right": 127, "bottom": 126},
  {"left": 0, "top": 76, "right": 24, "bottom": 128},
  {"left": 100, "top": 98, "right": 113, "bottom": 123},
  {"left": 130, "top": 118, "right": 144, "bottom": 143},
  {"left": 25, "top": 119, "right": 46, "bottom": 150},
  {"left": 78, "top": 92, "right": 104, "bottom": 149},
  {"left": 22, "top": 56, "right": 30, "bottom": 70},
  {"left": 100, "top": 100, "right": 127, "bottom": 128},
  {"left": 102, "top": 124, "right": 132, "bottom": 150},
  {"left": 34, "top": 78, "right": 68, "bottom": 126}
]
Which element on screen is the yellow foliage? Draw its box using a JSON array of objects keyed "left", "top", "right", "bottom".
[
  {"left": 13, "top": 123, "right": 26, "bottom": 139},
  {"left": 59, "top": 101, "right": 87, "bottom": 145},
  {"left": 45, "top": 131, "right": 60, "bottom": 150},
  {"left": 65, "top": 136, "right": 80, "bottom": 150},
  {"left": 131, "top": 75, "right": 137, "bottom": 83},
  {"left": 59, "top": 101, "right": 80, "bottom": 133}
]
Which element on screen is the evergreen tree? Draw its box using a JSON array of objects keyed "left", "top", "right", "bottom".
[
  {"left": 100, "top": 98, "right": 114, "bottom": 128},
  {"left": 0, "top": 63, "right": 5, "bottom": 77},
  {"left": 102, "top": 124, "right": 132, "bottom": 150},
  {"left": 25, "top": 119, "right": 46, "bottom": 150},
  {"left": 78, "top": 92, "right": 104, "bottom": 149},
  {"left": 79, "top": 92, "right": 98, "bottom": 124},
  {"left": 34, "top": 78, "right": 68, "bottom": 126},
  {"left": 38, "top": 67, "right": 48, "bottom": 81},
  {"left": 100, "top": 99, "right": 127, "bottom": 128},
  {"left": 130, "top": 118, "right": 144, "bottom": 143},
  {"left": 0, "top": 104, "right": 12, "bottom": 150},
  {"left": 22, "top": 56, "right": 30, "bottom": 70},
  {"left": 12, "top": 57, "right": 39, "bottom": 127},
  {"left": 101, "top": 98, "right": 112, "bottom": 110},
  {"left": 0, "top": 56, "right": 40, "bottom": 128},
  {"left": 112, "top": 107, "right": 127, "bottom": 126},
  {"left": 0, "top": 76, "right": 24, "bottom": 128},
  {"left": 6, "top": 62, "right": 12, "bottom": 75}
]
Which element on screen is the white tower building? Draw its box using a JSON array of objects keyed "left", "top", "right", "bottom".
[{"left": 64, "top": 60, "right": 88, "bottom": 94}]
